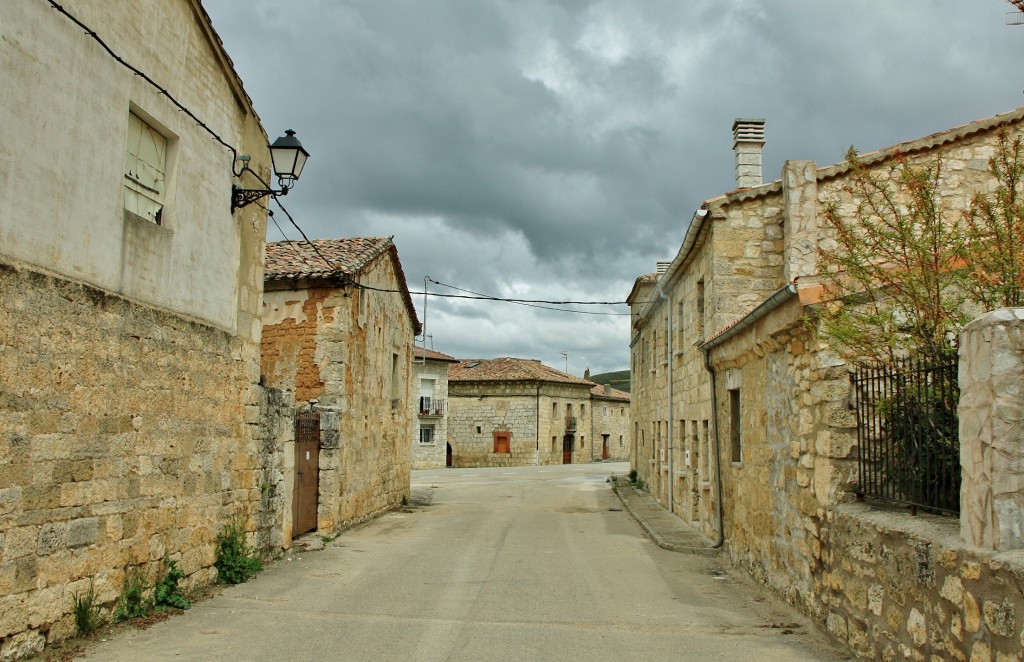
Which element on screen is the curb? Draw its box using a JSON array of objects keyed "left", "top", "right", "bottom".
[{"left": 612, "top": 477, "right": 720, "bottom": 557}]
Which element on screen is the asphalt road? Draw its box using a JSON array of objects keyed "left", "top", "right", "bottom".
[{"left": 79, "top": 462, "right": 847, "bottom": 661}]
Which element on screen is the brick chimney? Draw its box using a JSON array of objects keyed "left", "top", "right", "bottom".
[{"left": 732, "top": 118, "right": 766, "bottom": 188}]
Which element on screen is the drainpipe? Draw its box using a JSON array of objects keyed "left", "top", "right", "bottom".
[
  {"left": 660, "top": 290, "right": 673, "bottom": 515},
  {"left": 703, "top": 348, "right": 725, "bottom": 548}
]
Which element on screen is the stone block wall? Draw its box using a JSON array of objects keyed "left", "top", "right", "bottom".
[
  {"left": 591, "top": 398, "right": 630, "bottom": 461},
  {"left": 448, "top": 383, "right": 593, "bottom": 467},
  {"left": 448, "top": 393, "right": 543, "bottom": 467},
  {"left": 819, "top": 505, "right": 1024, "bottom": 661},
  {"left": 0, "top": 261, "right": 268, "bottom": 657}
]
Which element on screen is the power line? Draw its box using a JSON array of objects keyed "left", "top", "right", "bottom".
[
  {"left": 425, "top": 278, "right": 631, "bottom": 316},
  {"left": 46, "top": 0, "right": 240, "bottom": 162}
]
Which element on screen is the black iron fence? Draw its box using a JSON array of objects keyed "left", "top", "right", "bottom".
[{"left": 853, "top": 352, "right": 960, "bottom": 515}]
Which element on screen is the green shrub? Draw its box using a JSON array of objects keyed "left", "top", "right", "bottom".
[
  {"left": 214, "top": 519, "right": 263, "bottom": 585},
  {"left": 114, "top": 566, "right": 153, "bottom": 622},
  {"left": 73, "top": 579, "right": 104, "bottom": 635},
  {"left": 154, "top": 558, "right": 190, "bottom": 611}
]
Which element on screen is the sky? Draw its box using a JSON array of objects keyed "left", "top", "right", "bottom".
[{"left": 203, "top": 0, "right": 1023, "bottom": 377}]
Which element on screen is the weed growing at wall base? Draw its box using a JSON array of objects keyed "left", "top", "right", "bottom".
[
  {"left": 73, "top": 580, "right": 103, "bottom": 635},
  {"left": 154, "top": 558, "right": 190, "bottom": 611},
  {"left": 214, "top": 518, "right": 263, "bottom": 585},
  {"left": 114, "top": 566, "right": 152, "bottom": 622}
]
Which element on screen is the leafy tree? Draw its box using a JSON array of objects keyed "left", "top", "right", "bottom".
[
  {"left": 960, "top": 129, "right": 1024, "bottom": 310},
  {"left": 816, "top": 148, "right": 968, "bottom": 364}
]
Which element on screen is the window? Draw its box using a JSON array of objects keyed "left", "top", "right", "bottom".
[
  {"left": 677, "top": 301, "right": 686, "bottom": 345},
  {"left": 603, "top": 406, "right": 608, "bottom": 416},
  {"left": 419, "top": 378, "right": 435, "bottom": 414},
  {"left": 701, "top": 420, "right": 710, "bottom": 481},
  {"left": 390, "top": 353, "right": 401, "bottom": 405},
  {"left": 552, "top": 436, "right": 557, "bottom": 452},
  {"left": 729, "top": 389, "right": 742, "bottom": 463},
  {"left": 493, "top": 431, "right": 510, "bottom": 454},
  {"left": 696, "top": 279, "right": 706, "bottom": 340},
  {"left": 552, "top": 403, "right": 558, "bottom": 419},
  {"left": 124, "top": 112, "right": 168, "bottom": 224},
  {"left": 619, "top": 435, "right": 624, "bottom": 448},
  {"left": 419, "top": 425, "right": 435, "bottom": 444}
]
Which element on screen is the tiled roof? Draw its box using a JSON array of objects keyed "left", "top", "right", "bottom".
[
  {"left": 264, "top": 237, "right": 393, "bottom": 280},
  {"left": 590, "top": 384, "right": 631, "bottom": 401},
  {"left": 264, "top": 236, "right": 421, "bottom": 336},
  {"left": 626, "top": 273, "right": 658, "bottom": 304},
  {"left": 414, "top": 347, "right": 458, "bottom": 363},
  {"left": 450, "top": 358, "right": 593, "bottom": 386}
]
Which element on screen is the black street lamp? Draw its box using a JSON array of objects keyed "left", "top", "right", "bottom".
[{"left": 232, "top": 130, "right": 310, "bottom": 211}]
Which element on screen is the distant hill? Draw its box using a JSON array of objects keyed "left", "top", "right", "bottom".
[{"left": 588, "top": 369, "right": 630, "bottom": 393}]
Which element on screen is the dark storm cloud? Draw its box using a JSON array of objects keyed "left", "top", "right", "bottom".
[{"left": 204, "top": 0, "right": 1022, "bottom": 374}]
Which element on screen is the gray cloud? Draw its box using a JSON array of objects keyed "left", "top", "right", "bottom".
[{"left": 205, "top": 0, "right": 1022, "bottom": 375}]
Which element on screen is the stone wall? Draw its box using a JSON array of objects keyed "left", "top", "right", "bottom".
[
  {"left": 448, "top": 383, "right": 593, "bottom": 467},
  {"left": 818, "top": 504, "right": 1024, "bottom": 661},
  {"left": 590, "top": 397, "right": 630, "bottom": 461},
  {"left": 261, "top": 251, "right": 414, "bottom": 532},
  {"left": 0, "top": 261, "right": 268, "bottom": 658}
]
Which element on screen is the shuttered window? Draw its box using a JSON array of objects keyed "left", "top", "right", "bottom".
[{"left": 124, "top": 112, "right": 167, "bottom": 224}]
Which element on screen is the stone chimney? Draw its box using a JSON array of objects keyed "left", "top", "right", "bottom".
[{"left": 732, "top": 118, "right": 766, "bottom": 188}]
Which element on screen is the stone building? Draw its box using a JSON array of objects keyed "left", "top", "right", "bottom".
[
  {"left": 0, "top": 1, "right": 276, "bottom": 656},
  {"left": 412, "top": 347, "right": 458, "bottom": 469},
  {"left": 262, "top": 237, "right": 420, "bottom": 535},
  {"left": 629, "top": 107, "right": 1024, "bottom": 659},
  {"left": 447, "top": 358, "right": 614, "bottom": 467},
  {"left": 589, "top": 384, "right": 631, "bottom": 462}
]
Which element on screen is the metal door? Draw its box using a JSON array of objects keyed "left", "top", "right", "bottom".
[{"left": 293, "top": 410, "right": 320, "bottom": 536}]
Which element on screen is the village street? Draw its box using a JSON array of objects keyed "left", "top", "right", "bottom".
[{"left": 80, "top": 463, "right": 846, "bottom": 661}]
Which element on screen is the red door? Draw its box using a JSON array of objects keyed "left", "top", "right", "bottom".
[
  {"left": 562, "top": 435, "right": 573, "bottom": 464},
  {"left": 602, "top": 435, "right": 610, "bottom": 460}
]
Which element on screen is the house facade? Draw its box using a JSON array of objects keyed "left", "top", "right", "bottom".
[
  {"left": 629, "top": 108, "right": 1024, "bottom": 659},
  {"left": 589, "top": 385, "right": 631, "bottom": 462},
  {"left": 412, "top": 347, "right": 458, "bottom": 469},
  {"left": 261, "top": 237, "right": 420, "bottom": 535},
  {"left": 447, "top": 358, "right": 619, "bottom": 467},
  {"left": 0, "top": 1, "right": 275, "bottom": 656}
]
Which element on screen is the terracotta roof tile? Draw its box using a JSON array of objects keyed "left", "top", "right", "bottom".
[
  {"left": 264, "top": 237, "right": 393, "bottom": 280},
  {"left": 264, "top": 236, "right": 421, "bottom": 336},
  {"left": 414, "top": 347, "right": 458, "bottom": 362},
  {"left": 450, "top": 358, "right": 593, "bottom": 386},
  {"left": 590, "top": 384, "right": 631, "bottom": 401}
]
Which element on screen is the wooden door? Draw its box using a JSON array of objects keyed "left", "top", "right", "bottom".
[
  {"left": 293, "top": 411, "right": 320, "bottom": 536},
  {"left": 562, "top": 434, "right": 573, "bottom": 464},
  {"left": 602, "top": 435, "right": 610, "bottom": 460}
]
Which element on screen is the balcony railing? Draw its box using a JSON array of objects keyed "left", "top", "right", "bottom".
[
  {"left": 418, "top": 397, "right": 446, "bottom": 417},
  {"left": 565, "top": 416, "right": 577, "bottom": 432}
]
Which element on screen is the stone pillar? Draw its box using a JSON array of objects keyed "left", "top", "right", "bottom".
[
  {"left": 782, "top": 160, "right": 819, "bottom": 284},
  {"left": 959, "top": 308, "right": 1024, "bottom": 551}
]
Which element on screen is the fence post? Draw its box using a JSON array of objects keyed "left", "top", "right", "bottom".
[{"left": 959, "top": 308, "right": 1024, "bottom": 551}]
